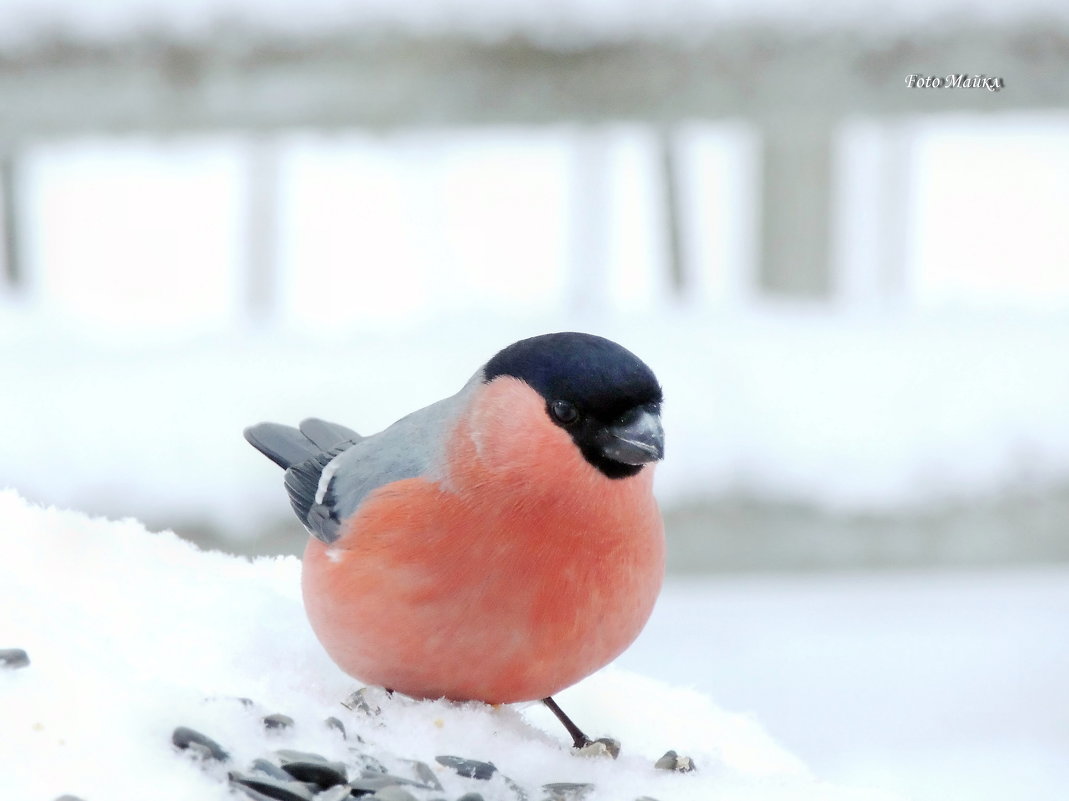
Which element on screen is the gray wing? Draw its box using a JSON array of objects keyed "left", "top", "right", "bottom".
[
  {"left": 244, "top": 378, "right": 476, "bottom": 544},
  {"left": 316, "top": 391, "right": 467, "bottom": 540}
]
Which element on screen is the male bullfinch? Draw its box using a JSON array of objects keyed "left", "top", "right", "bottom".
[{"left": 244, "top": 332, "right": 665, "bottom": 749}]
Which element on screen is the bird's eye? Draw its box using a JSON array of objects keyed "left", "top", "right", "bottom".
[{"left": 549, "top": 400, "right": 580, "bottom": 425}]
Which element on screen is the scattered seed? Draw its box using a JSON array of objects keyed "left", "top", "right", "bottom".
[
  {"left": 172, "top": 726, "right": 229, "bottom": 762},
  {"left": 0, "top": 649, "right": 29, "bottom": 669},
  {"left": 435, "top": 756, "right": 496, "bottom": 781}
]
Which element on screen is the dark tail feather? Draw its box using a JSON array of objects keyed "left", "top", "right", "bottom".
[
  {"left": 283, "top": 447, "right": 346, "bottom": 537},
  {"left": 299, "top": 417, "right": 362, "bottom": 451},
  {"left": 244, "top": 423, "right": 320, "bottom": 470}
]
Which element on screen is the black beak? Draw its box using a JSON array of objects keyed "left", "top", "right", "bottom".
[{"left": 597, "top": 407, "right": 665, "bottom": 466}]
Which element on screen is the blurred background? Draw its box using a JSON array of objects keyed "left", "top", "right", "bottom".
[{"left": 1, "top": 1, "right": 1067, "bottom": 799}]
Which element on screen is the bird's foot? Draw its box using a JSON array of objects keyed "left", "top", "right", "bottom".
[
  {"left": 541, "top": 696, "right": 621, "bottom": 759},
  {"left": 340, "top": 686, "right": 385, "bottom": 716},
  {"left": 654, "top": 749, "right": 697, "bottom": 773},
  {"left": 574, "top": 737, "right": 621, "bottom": 759}
]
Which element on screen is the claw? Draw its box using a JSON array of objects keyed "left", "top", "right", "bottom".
[
  {"left": 574, "top": 737, "right": 621, "bottom": 760},
  {"left": 654, "top": 749, "right": 697, "bottom": 773}
]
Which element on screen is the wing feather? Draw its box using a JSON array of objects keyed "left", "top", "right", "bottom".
[{"left": 243, "top": 376, "right": 478, "bottom": 544}]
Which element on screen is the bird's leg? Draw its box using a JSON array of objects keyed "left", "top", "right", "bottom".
[{"left": 542, "top": 696, "right": 592, "bottom": 749}]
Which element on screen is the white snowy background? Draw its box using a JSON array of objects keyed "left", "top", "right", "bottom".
[{"left": 2, "top": 3, "right": 1069, "bottom": 801}]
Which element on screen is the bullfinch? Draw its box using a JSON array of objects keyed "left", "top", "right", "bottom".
[{"left": 244, "top": 332, "right": 665, "bottom": 749}]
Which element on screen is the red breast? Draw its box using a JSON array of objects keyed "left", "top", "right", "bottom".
[{"left": 301, "top": 377, "right": 665, "bottom": 703}]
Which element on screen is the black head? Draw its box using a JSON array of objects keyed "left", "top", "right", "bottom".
[{"left": 483, "top": 332, "right": 664, "bottom": 479}]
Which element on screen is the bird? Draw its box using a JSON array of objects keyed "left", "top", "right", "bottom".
[{"left": 243, "top": 331, "right": 665, "bottom": 749}]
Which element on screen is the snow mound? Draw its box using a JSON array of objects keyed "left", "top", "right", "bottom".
[{"left": 0, "top": 491, "right": 898, "bottom": 800}]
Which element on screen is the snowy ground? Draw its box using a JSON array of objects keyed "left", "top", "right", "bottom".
[
  {"left": 5, "top": 493, "right": 1067, "bottom": 801},
  {"left": 1, "top": 492, "right": 905, "bottom": 801},
  {"left": 619, "top": 570, "right": 1069, "bottom": 801}
]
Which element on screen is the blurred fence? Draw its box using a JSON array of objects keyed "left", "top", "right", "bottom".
[
  {"left": 2, "top": 17, "right": 1068, "bottom": 310},
  {"left": 2, "top": 11, "right": 1069, "bottom": 568}
]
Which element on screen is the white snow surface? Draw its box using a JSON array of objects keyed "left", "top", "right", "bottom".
[
  {"left": 0, "top": 491, "right": 900, "bottom": 801},
  {"left": 620, "top": 570, "right": 1069, "bottom": 801}
]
